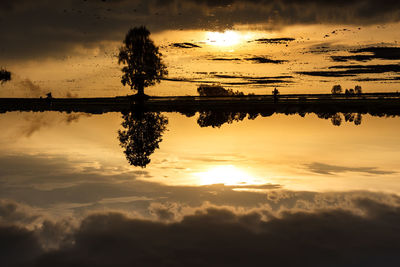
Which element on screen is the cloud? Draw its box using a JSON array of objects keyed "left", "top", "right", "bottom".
[
  {"left": 163, "top": 72, "right": 293, "bottom": 86},
  {"left": 171, "top": 42, "right": 202, "bottom": 48},
  {"left": 298, "top": 64, "right": 400, "bottom": 77},
  {"left": 306, "top": 162, "right": 396, "bottom": 175},
  {"left": 211, "top": 56, "right": 288, "bottom": 64},
  {"left": 251, "top": 37, "right": 296, "bottom": 44},
  {"left": 2, "top": 0, "right": 400, "bottom": 60},
  {"left": 0, "top": 225, "right": 43, "bottom": 267},
  {"left": 331, "top": 47, "right": 400, "bottom": 62},
  {"left": 18, "top": 79, "right": 45, "bottom": 97},
  {"left": 245, "top": 56, "right": 288, "bottom": 64},
  {"left": 2, "top": 197, "right": 400, "bottom": 266},
  {"left": 0, "top": 200, "right": 39, "bottom": 226}
]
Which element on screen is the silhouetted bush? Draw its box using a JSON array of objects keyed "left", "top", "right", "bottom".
[
  {"left": 197, "top": 84, "right": 244, "bottom": 97},
  {"left": 331, "top": 85, "right": 342, "bottom": 94}
]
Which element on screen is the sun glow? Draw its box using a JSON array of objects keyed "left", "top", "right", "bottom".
[
  {"left": 194, "top": 165, "right": 257, "bottom": 185},
  {"left": 205, "top": 30, "right": 244, "bottom": 46}
]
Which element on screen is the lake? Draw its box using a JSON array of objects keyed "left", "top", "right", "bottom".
[{"left": 2, "top": 110, "right": 400, "bottom": 265}]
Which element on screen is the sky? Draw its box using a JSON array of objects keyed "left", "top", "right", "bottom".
[{"left": 2, "top": 0, "right": 400, "bottom": 97}]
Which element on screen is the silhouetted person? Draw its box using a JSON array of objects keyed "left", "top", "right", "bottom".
[
  {"left": 118, "top": 111, "right": 168, "bottom": 168},
  {"left": 118, "top": 26, "right": 168, "bottom": 99},
  {"left": 272, "top": 88, "right": 279, "bottom": 102}
]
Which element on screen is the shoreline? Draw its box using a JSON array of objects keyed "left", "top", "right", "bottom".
[{"left": 1, "top": 93, "right": 400, "bottom": 116}]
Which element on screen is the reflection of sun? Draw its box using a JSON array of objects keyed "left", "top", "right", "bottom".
[
  {"left": 205, "top": 30, "right": 242, "bottom": 46},
  {"left": 194, "top": 165, "right": 256, "bottom": 185}
]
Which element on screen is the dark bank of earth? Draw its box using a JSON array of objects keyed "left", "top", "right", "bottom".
[{"left": 0, "top": 93, "right": 400, "bottom": 117}]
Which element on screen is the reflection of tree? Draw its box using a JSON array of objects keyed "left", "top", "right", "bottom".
[
  {"left": 354, "top": 113, "right": 362, "bottom": 125},
  {"left": 118, "top": 111, "right": 168, "bottom": 168},
  {"left": 331, "top": 113, "right": 342, "bottom": 126},
  {"left": 316, "top": 112, "right": 362, "bottom": 126},
  {"left": 197, "top": 111, "right": 250, "bottom": 128},
  {"left": 195, "top": 110, "right": 364, "bottom": 128}
]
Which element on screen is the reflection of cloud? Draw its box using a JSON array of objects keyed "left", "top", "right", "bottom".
[
  {"left": 3, "top": 197, "right": 400, "bottom": 266},
  {"left": 17, "top": 112, "right": 91, "bottom": 138},
  {"left": 306, "top": 162, "right": 396, "bottom": 175}
]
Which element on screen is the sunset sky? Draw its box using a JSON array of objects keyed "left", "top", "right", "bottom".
[{"left": 2, "top": 0, "right": 400, "bottom": 97}]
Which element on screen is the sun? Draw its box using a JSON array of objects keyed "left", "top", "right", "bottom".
[
  {"left": 194, "top": 165, "right": 257, "bottom": 186},
  {"left": 205, "top": 30, "right": 242, "bottom": 47}
]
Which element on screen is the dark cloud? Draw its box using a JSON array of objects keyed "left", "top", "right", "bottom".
[
  {"left": 163, "top": 73, "right": 293, "bottom": 86},
  {"left": 211, "top": 74, "right": 293, "bottom": 85},
  {"left": 211, "top": 56, "right": 287, "bottom": 64},
  {"left": 0, "top": 225, "right": 43, "bottom": 267},
  {"left": 298, "top": 64, "right": 400, "bottom": 77},
  {"left": 354, "top": 76, "right": 400, "bottom": 81},
  {"left": 331, "top": 47, "right": 400, "bottom": 62},
  {"left": 252, "top": 37, "right": 296, "bottom": 44},
  {"left": 306, "top": 162, "right": 396, "bottom": 175},
  {"left": 211, "top": 57, "right": 242, "bottom": 61},
  {"left": 245, "top": 56, "right": 288, "bottom": 64},
  {"left": 2, "top": 0, "right": 400, "bottom": 60},
  {"left": 171, "top": 42, "right": 201, "bottom": 48},
  {"left": 3, "top": 198, "right": 400, "bottom": 266}
]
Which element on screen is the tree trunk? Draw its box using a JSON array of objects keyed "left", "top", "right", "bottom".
[{"left": 137, "top": 85, "right": 144, "bottom": 96}]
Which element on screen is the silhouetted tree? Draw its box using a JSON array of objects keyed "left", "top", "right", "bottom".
[
  {"left": 331, "top": 85, "right": 342, "bottom": 95},
  {"left": 0, "top": 68, "right": 11, "bottom": 84},
  {"left": 118, "top": 111, "right": 168, "bottom": 168},
  {"left": 118, "top": 26, "right": 168, "bottom": 97},
  {"left": 354, "top": 85, "right": 362, "bottom": 95}
]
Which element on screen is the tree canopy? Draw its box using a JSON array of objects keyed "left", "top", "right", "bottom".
[
  {"left": 0, "top": 68, "right": 11, "bottom": 84},
  {"left": 118, "top": 26, "right": 167, "bottom": 96}
]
